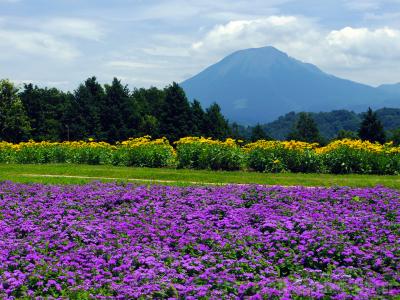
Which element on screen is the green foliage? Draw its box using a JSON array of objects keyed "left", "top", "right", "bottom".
[
  {"left": 190, "top": 100, "right": 207, "bottom": 136},
  {"left": 321, "top": 147, "right": 400, "bottom": 175},
  {"left": 112, "top": 143, "right": 176, "bottom": 168},
  {"left": 204, "top": 103, "right": 231, "bottom": 140},
  {"left": 159, "top": 82, "right": 194, "bottom": 141},
  {"left": 101, "top": 78, "right": 137, "bottom": 142},
  {"left": 244, "top": 109, "right": 400, "bottom": 141},
  {"left": 287, "top": 113, "right": 321, "bottom": 143},
  {"left": 247, "top": 147, "right": 322, "bottom": 173},
  {"left": 358, "top": 108, "right": 386, "bottom": 144},
  {"left": 251, "top": 124, "right": 270, "bottom": 142},
  {"left": 0, "top": 79, "right": 31, "bottom": 142},
  {"left": 388, "top": 128, "right": 400, "bottom": 146},
  {"left": 176, "top": 139, "right": 244, "bottom": 171},
  {"left": 335, "top": 130, "right": 358, "bottom": 140},
  {"left": 20, "top": 83, "right": 70, "bottom": 141}
]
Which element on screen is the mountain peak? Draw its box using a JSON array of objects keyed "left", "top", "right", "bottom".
[
  {"left": 181, "top": 46, "right": 395, "bottom": 124},
  {"left": 198, "top": 46, "right": 323, "bottom": 80},
  {"left": 230, "top": 46, "right": 288, "bottom": 57}
]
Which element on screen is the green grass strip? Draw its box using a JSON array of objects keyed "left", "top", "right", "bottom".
[{"left": 0, "top": 164, "right": 399, "bottom": 188}]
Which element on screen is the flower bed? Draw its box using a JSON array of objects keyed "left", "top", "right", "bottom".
[
  {"left": 0, "top": 182, "right": 398, "bottom": 299},
  {"left": 1, "top": 138, "right": 400, "bottom": 174}
]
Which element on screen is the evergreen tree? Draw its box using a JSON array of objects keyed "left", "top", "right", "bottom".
[
  {"left": 335, "top": 129, "right": 358, "bottom": 140},
  {"left": 65, "top": 77, "right": 105, "bottom": 140},
  {"left": 231, "top": 122, "right": 245, "bottom": 141},
  {"left": 159, "top": 82, "right": 193, "bottom": 141},
  {"left": 389, "top": 128, "right": 400, "bottom": 146},
  {"left": 132, "top": 87, "right": 165, "bottom": 118},
  {"left": 287, "top": 112, "right": 321, "bottom": 143},
  {"left": 358, "top": 108, "right": 386, "bottom": 144},
  {"left": 0, "top": 79, "right": 31, "bottom": 142},
  {"left": 204, "top": 103, "right": 230, "bottom": 140},
  {"left": 190, "top": 100, "right": 206, "bottom": 136},
  {"left": 102, "top": 78, "right": 134, "bottom": 142},
  {"left": 20, "top": 84, "right": 70, "bottom": 141},
  {"left": 251, "top": 123, "right": 270, "bottom": 142},
  {"left": 139, "top": 115, "right": 159, "bottom": 137}
]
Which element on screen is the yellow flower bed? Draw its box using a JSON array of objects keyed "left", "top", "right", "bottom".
[
  {"left": 243, "top": 139, "right": 318, "bottom": 152},
  {"left": 0, "top": 137, "right": 399, "bottom": 174},
  {"left": 315, "top": 139, "right": 396, "bottom": 154}
]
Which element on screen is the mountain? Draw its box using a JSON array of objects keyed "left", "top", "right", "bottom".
[
  {"left": 181, "top": 46, "right": 399, "bottom": 124},
  {"left": 377, "top": 83, "right": 400, "bottom": 96}
]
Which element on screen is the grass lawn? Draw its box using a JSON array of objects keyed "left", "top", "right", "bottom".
[{"left": 0, "top": 163, "right": 399, "bottom": 188}]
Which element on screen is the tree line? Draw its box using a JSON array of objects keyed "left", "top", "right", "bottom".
[
  {"left": 0, "top": 77, "right": 396, "bottom": 145},
  {"left": 0, "top": 78, "right": 230, "bottom": 143}
]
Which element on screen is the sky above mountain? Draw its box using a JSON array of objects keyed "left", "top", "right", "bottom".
[{"left": 0, "top": 0, "right": 399, "bottom": 90}]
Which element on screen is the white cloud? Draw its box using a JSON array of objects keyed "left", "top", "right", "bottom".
[
  {"left": 191, "top": 16, "right": 318, "bottom": 54},
  {"left": 326, "top": 27, "right": 400, "bottom": 59},
  {"left": 106, "top": 60, "right": 160, "bottom": 69},
  {"left": 0, "top": 29, "right": 79, "bottom": 60},
  {"left": 42, "top": 18, "right": 104, "bottom": 41}
]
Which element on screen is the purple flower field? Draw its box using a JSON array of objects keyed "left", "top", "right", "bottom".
[{"left": 0, "top": 182, "right": 399, "bottom": 299}]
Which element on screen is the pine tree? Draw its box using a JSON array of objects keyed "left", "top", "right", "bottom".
[
  {"left": 102, "top": 78, "right": 133, "bottom": 142},
  {"left": 251, "top": 123, "right": 270, "bottom": 142},
  {"left": 389, "top": 128, "right": 400, "bottom": 146},
  {"left": 20, "top": 84, "right": 70, "bottom": 141},
  {"left": 190, "top": 100, "right": 206, "bottom": 136},
  {"left": 358, "top": 108, "right": 386, "bottom": 144},
  {"left": 159, "top": 82, "right": 193, "bottom": 141},
  {"left": 0, "top": 79, "right": 31, "bottom": 142},
  {"left": 204, "top": 103, "right": 230, "bottom": 140},
  {"left": 65, "top": 77, "right": 105, "bottom": 140},
  {"left": 287, "top": 112, "right": 321, "bottom": 143}
]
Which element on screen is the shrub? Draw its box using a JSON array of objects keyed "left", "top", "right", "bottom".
[
  {"left": 244, "top": 140, "right": 322, "bottom": 173},
  {"left": 175, "top": 137, "right": 244, "bottom": 170},
  {"left": 112, "top": 136, "right": 176, "bottom": 168}
]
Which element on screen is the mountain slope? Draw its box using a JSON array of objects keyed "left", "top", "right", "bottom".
[
  {"left": 377, "top": 83, "right": 400, "bottom": 96},
  {"left": 181, "top": 46, "right": 398, "bottom": 124}
]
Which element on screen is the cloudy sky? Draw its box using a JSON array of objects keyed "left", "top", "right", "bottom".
[{"left": 0, "top": 0, "right": 399, "bottom": 90}]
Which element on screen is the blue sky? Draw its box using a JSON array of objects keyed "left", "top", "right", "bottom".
[{"left": 0, "top": 0, "right": 399, "bottom": 90}]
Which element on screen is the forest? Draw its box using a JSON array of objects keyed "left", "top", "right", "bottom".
[
  {"left": 0, "top": 77, "right": 230, "bottom": 143},
  {"left": 0, "top": 77, "right": 398, "bottom": 145}
]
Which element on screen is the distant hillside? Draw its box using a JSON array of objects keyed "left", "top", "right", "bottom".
[
  {"left": 239, "top": 108, "right": 400, "bottom": 140},
  {"left": 181, "top": 46, "right": 399, "bottom": 124},
  {"left": 377, "top": 83, "right": 400, "bottom": 96}
]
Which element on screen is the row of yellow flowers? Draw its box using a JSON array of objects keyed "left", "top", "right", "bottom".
[
  {"left": 2, "top": 137, "right": 398, "bottom": 153},
  {"left": 0, "top": 137, "right": 399, "bottom": 173}
]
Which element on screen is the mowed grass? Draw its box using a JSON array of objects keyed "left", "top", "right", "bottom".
[{"left": 0, "top": 163, "right": 399, "bottom": 188}]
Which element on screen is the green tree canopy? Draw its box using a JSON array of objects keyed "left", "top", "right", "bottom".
[
  {"left": 251, "top": 123, "right": 270, "bottom": 142},
  {"left": 388, "top": 128, "right": 400, "bottom": 146},
  {"left": 101, "top": 78, "right": 139, "bottom": 142},
  {"left": 335, "top": 129, "right": 358, "bottom": 141},
  {"left": 204, "top": 103, "right": 230, "bottom": 140},
  {"left": 20, "top": 83, "right": 70, "bottom": 141},
  {"left": 190, "top": 100, "right": 206, "bottom": 136},
  {"left": 65, "top": 76, "right": 105, "bottom": 140},
  {"left": 159, "top": 82, "right": 193, "bottom": 141},
  {"left": 358, "top": 107, "right": 386, "bottom": 144},
  {"left": 287, "top": 112, "right": 321, "bottom": 143},
  {"left": 0, "top": 79, "right": 31, "bottom": 142}
]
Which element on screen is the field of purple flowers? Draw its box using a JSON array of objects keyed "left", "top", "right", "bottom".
[{"left": 0, "top": 182, "right": 399, "bottom": 299}]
